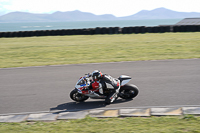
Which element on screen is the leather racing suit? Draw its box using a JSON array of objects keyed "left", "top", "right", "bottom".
[{"left": 97, "top": 74, "right": 120, "bottom": 103}]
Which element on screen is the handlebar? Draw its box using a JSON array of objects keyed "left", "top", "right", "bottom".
[{"left": 85, "top": 73, "right": 92, "bottom": 78}]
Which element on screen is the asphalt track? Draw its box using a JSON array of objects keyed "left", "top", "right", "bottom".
[{"left": 0, "top": 59, "right": 200, "bottom": 114}]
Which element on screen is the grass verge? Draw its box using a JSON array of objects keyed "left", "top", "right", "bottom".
[
  {"left": 0, "top": 32, "right": 200, "bottom": 68},
  {"left": 0, "top": 116, "right": 200, "bottom": 133}
]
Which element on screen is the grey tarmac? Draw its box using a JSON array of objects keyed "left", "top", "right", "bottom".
[{"left": 0, "top": 59, "right": 200, "bottom": 115}]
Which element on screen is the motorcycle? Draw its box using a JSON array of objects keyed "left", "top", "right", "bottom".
[{"left": 70, "top": 74, "right": 139, "bottom": 104}]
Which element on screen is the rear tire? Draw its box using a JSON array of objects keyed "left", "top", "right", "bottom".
[
  {"left": 119, "top": 84, "right": 139, "bottom": 99},
  {"left": 70, "top": 89, "right": 89, "bottom": 102}
]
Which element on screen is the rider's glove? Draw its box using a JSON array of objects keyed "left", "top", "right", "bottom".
[{"left": 86, "top": 73, "right": 91, "bottom": 78}]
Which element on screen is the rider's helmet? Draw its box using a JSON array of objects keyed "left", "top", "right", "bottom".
[{"left": 92, "top": 70, "right": 103, "bottom": 81}]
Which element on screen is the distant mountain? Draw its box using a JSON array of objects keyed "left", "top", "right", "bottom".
[
  {"left": 45, "top": 10, "right": 116, "bottom": 21},
  {"left": 0, "top": 12, "right": 50, "bottom": 22},
  {"left": 121, "top": 8, "right": 200, "bottom": 20},
  {"left": 0, "top": 8, "right": 200, "bottom": 22},
  {"left": 0, "top": 10, "right": 117, "bottom": 22}
]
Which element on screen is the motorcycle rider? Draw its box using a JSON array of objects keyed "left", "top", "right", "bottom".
[{"left": 89, "top": 70, "right": 120, "bottom": 104}]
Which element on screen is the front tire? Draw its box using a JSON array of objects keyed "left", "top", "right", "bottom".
[
  {"left": 70, "top": 89, "right": 89, "bottom": 102},
  {"left": 119, "top": 84, "right": 139, "bottom": 99}
]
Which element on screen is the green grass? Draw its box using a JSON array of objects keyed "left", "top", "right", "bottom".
[
  {"left": 0, "top": 32, "right": 200, "bottom": 68},
  {"left": 0, "top": 33, "right": 200, "bottom": 131},
  {"left": 0, "top": 116, "right": 200, "bottom": 133}
]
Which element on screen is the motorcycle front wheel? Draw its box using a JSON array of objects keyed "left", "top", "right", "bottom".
[
  {"left": 70, "top": 89, "right": 89, "bottom": 102},
  {"left": 119, "top": 84, "right": 139, "bottom": 99}
]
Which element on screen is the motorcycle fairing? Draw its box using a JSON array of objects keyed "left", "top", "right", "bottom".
[{"left": 119, "top": 75, "right": 131, "bottom": 86}]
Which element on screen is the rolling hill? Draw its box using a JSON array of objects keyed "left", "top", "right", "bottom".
[{"left": 0, "top": 8, "right": 200, "bottom": 22}]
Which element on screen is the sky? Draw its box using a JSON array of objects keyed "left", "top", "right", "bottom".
[{"left": 0, "top": 0, "right": 200, "bottom": 17}]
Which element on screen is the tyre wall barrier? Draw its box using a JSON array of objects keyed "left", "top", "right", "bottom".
[
  {"left": 0, "top": 25, "right": 199, "bottom": 38},
  {"left": 173, "top": 25, "right": 200, "bottom": 32}
]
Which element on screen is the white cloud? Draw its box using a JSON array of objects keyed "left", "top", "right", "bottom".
[{"left": 0, "top": 0, "right": 12, "bottom": 15}]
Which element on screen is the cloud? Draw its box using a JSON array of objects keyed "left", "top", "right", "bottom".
[
  {"left": 0, "top": 5, "right": 6, "bottom": 15},
  {"left": 0, "top": 0, "right": 12, "bottom": 6},
  {"left": 0, "top": 0, "right": 12, "bottom": 15}
]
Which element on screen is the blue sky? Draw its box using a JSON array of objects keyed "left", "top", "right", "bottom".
[{"left": 0, "top": 0, "right": 200, "bottom": 17}]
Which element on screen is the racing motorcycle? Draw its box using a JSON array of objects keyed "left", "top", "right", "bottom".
[{"left": 70, "top": 74, "right": 139, "bottom": 104}]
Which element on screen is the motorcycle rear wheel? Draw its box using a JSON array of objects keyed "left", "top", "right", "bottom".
[
  {"left": 70, "top": 89, "right": 89, "bottom": 102},
  {"left": 119, "top": 84, "right": 139, "bottom": 99}
]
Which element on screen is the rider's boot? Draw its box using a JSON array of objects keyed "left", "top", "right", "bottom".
[{"left": 105, "top": 87, "right": 120, "bottom": 104}]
